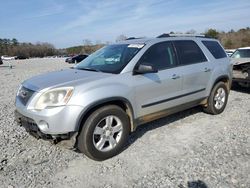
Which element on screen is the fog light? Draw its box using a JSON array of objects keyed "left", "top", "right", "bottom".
[
  {"left": 38, "top": 120, "right": 49, "bottom": 131},
  {"left": 243, "top": 72, "right": 249, "bottom": 78}
]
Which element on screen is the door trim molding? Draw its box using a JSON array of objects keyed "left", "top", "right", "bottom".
[{"left": 141, "top": 88, "right": 206, "bottom": 108}]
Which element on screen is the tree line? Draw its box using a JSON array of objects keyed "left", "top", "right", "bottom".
[
  {"left": 0, "top": 38, "right": 105, "bottom": 57},
  {"left": 0, "top": 38, "right": 57, "bottom": 58},
  {"left": 199, "top": 27, "right": 250, "bottom": 49},
  {"left": 65, "top": 27, "right": 250, "bottom": 54},
  {"left": 116, "top": 27, "right": 250, "bottom": 49},
  {"left": 1, "top": 27, "right": 250, "bottom": 58}
]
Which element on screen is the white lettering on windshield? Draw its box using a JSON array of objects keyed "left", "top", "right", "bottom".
[{"left": 128, "top": 44, "right": 144, "bottom": 48}]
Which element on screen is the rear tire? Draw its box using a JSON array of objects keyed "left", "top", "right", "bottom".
[
  {"left": 203, "top": 81, "right": 229, "bottom": 115},
  {"left": 77, "top": 105, "right": 130, "bottom": 161}
]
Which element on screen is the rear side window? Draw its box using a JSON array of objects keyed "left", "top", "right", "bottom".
[
  {"left": 138, "top": 41, "right": 177, "bottom": 70},
  {"left": 202, "top": 40, "right": 227, "bottom": 59},
  {"left": 174, "top": 40, "right": 207, "bottom": 65}
]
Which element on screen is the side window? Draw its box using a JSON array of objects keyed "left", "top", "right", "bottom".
[
  {"left": 174, "top": 40, "right": 207, "bottom": 65},
  {"left": 202, "top": 40, "right": 227, "bottom": 59},
  {"left": 138, "top": 42, "right": 177, "bottom": 70}
]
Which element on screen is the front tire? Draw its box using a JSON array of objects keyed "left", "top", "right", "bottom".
[
  {"left": 77, "top": 105, "right": 130, "bottom": 161},
  {"left": 203, "top": 81, "right": 229, "bottom": 115}
]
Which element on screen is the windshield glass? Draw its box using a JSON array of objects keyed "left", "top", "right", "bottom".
[
  {"left": 75, "top": 44, "right": 144, "bottom": 74},
  {"left": 231, "top": 49, "right": 250, "bottom": 58}
]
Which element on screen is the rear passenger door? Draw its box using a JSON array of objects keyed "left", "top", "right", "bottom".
[
  {"left": 173, "top": 40, "right": 211, "bottom": 101},
  {"left": 133, "top": 41, "right": 183, "bottom": 117}
]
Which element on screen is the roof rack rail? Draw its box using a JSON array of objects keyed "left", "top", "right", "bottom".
[
  {"left": 157, "top": 33, "right": 170, "bottom": 38},
  {"left": 126, "top": 37, "right": 143, "bottom": 40},
  {"left": 157, "top": 33, "right": 206, "bottom": 38}
]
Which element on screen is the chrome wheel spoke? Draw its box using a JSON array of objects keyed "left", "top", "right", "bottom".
[
  {"left": 96, "top": 138, "right": 106, "bottom": 150},
  {"left": 214, "top": 96, "right": 219, "bottom": 101},
  {"left": 221, "top": 97, "right": 225, "bottom": 102},
  {"left": 109, "top": 136, "right": 117, "bottom": 148},
  {"left": 112, "top": 123, "right": 122, "bottom": 133},
  {"left": 215, "top": 102, "right": 219, "bottom": 109},
  {"left": 221, "top": 91, "right": 225, "bottom": 98},
  {"left": 106, "top": 116, "right": 114, "bottom": 127},
  {"left": 94, "top": 126, "right": 104, "bottom": 135}
]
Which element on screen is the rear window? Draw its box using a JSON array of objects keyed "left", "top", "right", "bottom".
[
  {"left": 173, "top": 40, "right": 207, "bottom": 65},
  {"left": 202, "top": 41, "right": 227, "bottom": 59}
]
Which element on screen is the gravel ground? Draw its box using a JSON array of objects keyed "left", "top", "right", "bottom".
[{"left": 0, "top": 59, "right": 249, "bottom": 188}]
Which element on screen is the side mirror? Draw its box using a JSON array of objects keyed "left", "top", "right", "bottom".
[{"left": 133, "top": 63, "right": 158, "bottom": 75}]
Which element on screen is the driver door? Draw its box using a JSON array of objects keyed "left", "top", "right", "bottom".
[{"left": 132, "top": 41, "right": 183, "bottom": 118}]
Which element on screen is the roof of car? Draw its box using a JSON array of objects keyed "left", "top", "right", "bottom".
[
  {"left": 116, "top": 34, "right": 216, "bottom": 45},
  {"left": 237, "top": 46, "right": 250, "bottom": 50},
  {"left": 117, "top": 38, "right": 152, "bottom": 44}
]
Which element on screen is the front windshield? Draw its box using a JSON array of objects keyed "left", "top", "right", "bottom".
[
  {"left": 75, "top": 44, "right": 144, "bottom": 74},
  {"left": 231, "top": 49, "right": 250, "bottom": 58}
]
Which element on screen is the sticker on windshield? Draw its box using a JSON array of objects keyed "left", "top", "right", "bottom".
[{"left": 128, "top": 44, "right": 144, "bottom": 48}]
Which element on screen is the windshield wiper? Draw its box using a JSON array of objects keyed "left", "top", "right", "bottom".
[{"left": 76, "top": 67, "right": 101, "bottom": 72}]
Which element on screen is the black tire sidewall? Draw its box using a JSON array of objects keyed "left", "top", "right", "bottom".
[{"left": 77, "top": 105, "right": 130, "bottom": 160}]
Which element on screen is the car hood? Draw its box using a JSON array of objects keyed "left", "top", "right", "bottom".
[
  {"left": 22, "top": 68, "right": 111, "bottom": 92},
  {"left": 231, "top": 58, "right": 250, "bottom": 65}
]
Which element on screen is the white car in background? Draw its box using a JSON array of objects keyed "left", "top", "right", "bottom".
[
  {"left": 225, "top": 49, "right": 235, "bottom": 57},
  {"left": 231, "top": 47, "right": 250, "bottom": 87},
  {"left": 1, "top": 55, "right": 16, "bottom": 60}
]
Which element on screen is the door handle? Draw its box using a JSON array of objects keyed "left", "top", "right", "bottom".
[
  {"left": 204, "top": 68, "right": 211, "bottom": 72},
  {"left": 172, "top": 74, "right": 180, "bottom": 79}
]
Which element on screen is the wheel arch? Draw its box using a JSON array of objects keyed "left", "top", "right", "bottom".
[
  {"left": 213, "top": 75, "right": 231, "bottom": 91},
  {"left": 76, "top": 97, "right": 135, "bottom": 134},
  {"left": 202, "top": 75, "right": 231, "bottom": 107}
]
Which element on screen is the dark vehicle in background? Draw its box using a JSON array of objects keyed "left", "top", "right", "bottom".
[
  {"left": 231, "top": 47, "right": 250, "bottom": 87},
  {"left": 15, "top": 55, "right": 29, "bottom": 60},
  {"left": 0, "top": 58, "right": 3, "bottom": 65},
  {"left": 65, "top": 54, "right": 88, "bottom": 64}
]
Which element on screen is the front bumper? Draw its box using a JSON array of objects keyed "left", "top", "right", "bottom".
[
  {"left": 233, "top": 70, "right": 250, "bottom": 81},
  {"left": 15, "top": 110, "right": 54, "bottom": 139},
  {"left": 232, "top": 63, "right": 250, "bottom": 85},
  {"left": 232, "top": 70, "right": 250, "bottom": 86},
  {"left": 233, "top": 77, "right": 250, "bottom": 83},
  {"left": 15, "top": 98, "right": 84, "bottom": 135}
]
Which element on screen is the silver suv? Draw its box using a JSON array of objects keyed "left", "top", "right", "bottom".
[{"left": 15, "top": 34, "right": 232, "bottom": 160}]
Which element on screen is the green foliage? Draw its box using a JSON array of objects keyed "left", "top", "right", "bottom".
[
  {"left": 64, "top": 44, "right": 104, "bottom": 55},
  {"left": 224, "top": 39, "right": 233, "bottom": 49},
  {"left": 204, "top": 29, "right": 220, "bottom": 39},
  {"left": 66, "top": 46, "right": 83, "bottom": 55},
  {"left": 219, "top": 27, "right": 250, "bottom": 49},
  {"left": 175, "top": 27, "right": 250, "bottom": 49}
]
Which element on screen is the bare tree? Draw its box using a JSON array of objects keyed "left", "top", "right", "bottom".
[
  {"left": 116, "top": 34, "right": 127, "bottom": 42},
  {"left": 185, "top": 29, "right": 196, "bottom": 34},
  {"left": 83, "top": 39, "right": 92, "bottom": 46}
]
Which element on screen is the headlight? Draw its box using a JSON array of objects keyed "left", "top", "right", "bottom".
[{"left": 34, "top": 87, "right": 74, "bottom": 110}]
